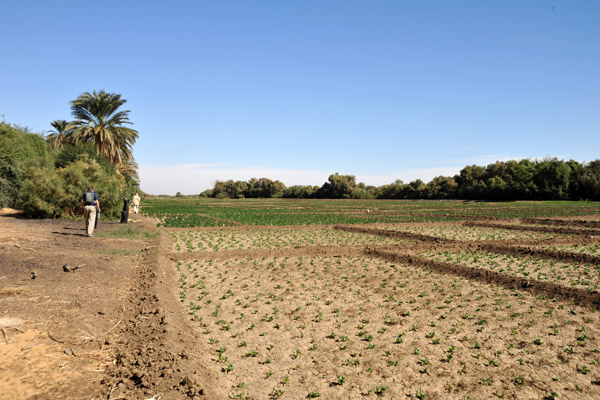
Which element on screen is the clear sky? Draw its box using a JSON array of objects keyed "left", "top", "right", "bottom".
[{"left": 1, "top": 1, "right": 598, "bottom": 195}]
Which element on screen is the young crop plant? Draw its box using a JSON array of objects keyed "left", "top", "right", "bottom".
[
  {"left": 333, "top": 375, "right": 346, "bottom": 386},
  {"left": 166, "top": 220, "right": 600, "bottom": 400}
]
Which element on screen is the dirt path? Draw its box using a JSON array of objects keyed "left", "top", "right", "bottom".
[
  {"left": 0, "top": 212, "right": 211, "bottom": 399},
  {"left": 100, "top": 230, "right": 216, "bottom": 399}
]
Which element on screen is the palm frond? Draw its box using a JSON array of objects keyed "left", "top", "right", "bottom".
[{"left": 69, "top": 90, "right": 139, "bottom": 167}]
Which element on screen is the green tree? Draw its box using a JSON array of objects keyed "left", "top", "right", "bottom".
[
  {"left": 318, "top": 173, "right": 357, "bottom": 198},
  {"left": 69, "top": 90, "right": 138, "bottom": 166},
  {"left": 581, "top": 160, "right": 600, "bottom": 200},
  {"left": 456, "top": 165, "right": 487, "bottom": 199},
  {"left": 425, "top": 176, "right": 458, "bottom": 199},
  {"left": 46, "top": 120, "right": 73, "bottom": 149},
  {"left": 0, "top": 122, "right": 52, "bottom": 208},
  {"left": 533, "top": 158, "right": 571, "bottom": 200},
  {"left": 504, "top": 160, "right": 537, "bottom": 199},
  {"left": 282, "top": 185, "right": 319, "bottom": 198},
  {"left": 376, "top": 180, "right": 405, "bottom": 199}
]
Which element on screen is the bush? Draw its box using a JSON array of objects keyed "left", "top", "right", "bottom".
[
  {"left": 19, "top": 154, "right": 124, "bottom": 219},
  {"left": 0, "top": 122, "right": 52, "bottom": 208}
]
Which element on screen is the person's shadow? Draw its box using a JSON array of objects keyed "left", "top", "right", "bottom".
[{"left": 52, "top": 230, "right": 88, "bottom": 237}]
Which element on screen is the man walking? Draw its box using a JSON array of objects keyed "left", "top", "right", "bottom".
[
  {"left": 132, "top": 192, "right": 141, "bottom": 214},
  {"left": 81, "top": 185, "right": 101, "bottom": 237}
]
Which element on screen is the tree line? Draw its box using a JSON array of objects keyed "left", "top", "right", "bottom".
[
  {"left": 201, "top": 159, "right": 600, "bottom": 201},
  {"left": 0, "top": 90, "right": 140, "bottom": 218}
]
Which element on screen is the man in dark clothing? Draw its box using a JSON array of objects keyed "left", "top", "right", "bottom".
[{"left": 81, "top": 185, "right": 101, "bottom": 237}]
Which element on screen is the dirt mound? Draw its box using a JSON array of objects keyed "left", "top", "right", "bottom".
[
  {"left": 478, "top": 242, "right": 600, "bottom": 265},
  {"left": 522, "top": 217, "right": 600, "bottom": 228},
  {"left": 464, "top": 221, "right": 600, "bottom": 236},
  {"left": 368, "top": 248, "right": 600, "bottom": 308},
  {"left": 101, "top": 232, "right": 215, "bottom": 399}
]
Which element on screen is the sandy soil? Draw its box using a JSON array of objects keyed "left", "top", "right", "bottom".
[
  {"left": 2, "top": 210, "right": 600, "bottom": 399},
  {"left": 0, "top": 212, "right": 211, "bottom": 399}
]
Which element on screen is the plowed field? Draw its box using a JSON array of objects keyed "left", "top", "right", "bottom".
[{"left": 2, "top": 199, "right": 600, "bottom": 399}]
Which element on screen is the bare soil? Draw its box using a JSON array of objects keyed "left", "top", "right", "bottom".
[
  {"left": 0, "top": 211, "right": 211, "bottom": 400},
  {"left": 3, "top": 211, "right": 600, "bottom": 399}
]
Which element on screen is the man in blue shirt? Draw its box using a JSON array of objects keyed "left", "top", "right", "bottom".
[{"left": 81, "top": 186, "right": 101, "bottom": 237}]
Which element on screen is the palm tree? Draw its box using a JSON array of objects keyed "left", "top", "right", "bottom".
[
  {"left": 118, "top": 158, "right": 140, "bottom": 182},
  {"left": 46, "top": 120, "right": 73, "bottom": 149},
  {"left": 69, "top": 90, "right": 138, "bottom": 166}
]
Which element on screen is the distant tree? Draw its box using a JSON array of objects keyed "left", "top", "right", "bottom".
[
  {"left": 261, "top": 178, "right": 286, "bottom": 198},
  {"left": 317, "top": 173, "right": 357, "bottom": 198},
  {"left": 581, "top": 160, "right": 600, "bottom": 200},
  {"left": 282, "top": 185, "right": 319, "bottom": 198},
  {"left": 566, "top": 159, "right": 585, "bottom": 200},
  {"left": 425, "top": 176, "right": 458, "bottom": 199},
  {"left": 69, "top": 90, "right": 138, "bottom": 166},
  {"left": 230, "top": 180, "right": 248, "bottom": 198},
  {"left": 456, "top": 165, "right": 487, "bottom": 199},
  {"left": 375, "top": 179, "right": 405, "bottom": 199},
  {"left": 353, "top": 182, "right": 375, "bottom": 199},
  {"left": 504, "top": 160, "right": 537, "bottom": 199},
  {"left": 533, "top": 158, "right": 571, "bottom": 200}
]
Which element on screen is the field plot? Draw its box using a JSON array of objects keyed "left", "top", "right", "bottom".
[
  {"left": 146, "top": 199, "right": 600, "bottom": 399},
  {"left": 377, "top": 223, "right": 563, "bottom": 241},
  {"left": 535, "top": 244, "right": 600, "bottom": 257},
  {"left": 176, "top": 255, "right": 600, "bottom": 399},
  {"left": 420, "top": 250, "right": 600, "bottom": 293},
  {"left": 170, "top": 228, "right": 406, "bottom": 252},
  {"left": 144, "top": 198, "right": 600, "bottom": 227}
]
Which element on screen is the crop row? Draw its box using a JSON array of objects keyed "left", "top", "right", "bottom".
[
  {"left": 144, "top": 198, "right": 600, "bottom": 227},
  {"left": 537, "top": 243, "right": 600, "bottom": 257},
  {"left": 170, "top": 228, "right": 406, "bottom": 252},
  {"left": 175, "top": 255, "right": 600, "bottom": 399},
  {"left": 420, "top": 250, "right": 600, "bottom": 293},
  {"left": 379, "top": 223, "right": 563, "bottom": 241}
]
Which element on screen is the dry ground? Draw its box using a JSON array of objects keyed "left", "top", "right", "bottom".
[
  {"left": 0, "top": 211, "right": 212, "bottom": 400},
  {"left": 2, "top": 210, "right": 600, "bottom": 399}
]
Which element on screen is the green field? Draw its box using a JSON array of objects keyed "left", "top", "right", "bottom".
[{"left": 144, "top": 198, "right": 600, "bottom": 227}]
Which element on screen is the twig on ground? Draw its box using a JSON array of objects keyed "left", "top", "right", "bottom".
[
  {"left": 108, "top": 382, "right": 118, "bottom": 399},
  {"left": 103, "top": 316, "right": 124, "bottom": 336},
  {"left": 21, "top": 342, "right": 40, "bottom": 350},
  {"left": 47, "top": 331, "right": 65, "bottom": 343},
  {"left": 3, "top": 325, "right": 25, "bottom": 333},
  {"left": 1, "top": 327, "right": 8, "bottom": 344},
  {"left": 14, "top": 243, "right": 36, "bottom": 251},
  {"left": 103, "top": 305, "right": 125, "bottom": 336}
]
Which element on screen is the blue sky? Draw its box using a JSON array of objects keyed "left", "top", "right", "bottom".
[{"left": 1, "top": 1, "right": 598, "bottom": 194}]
